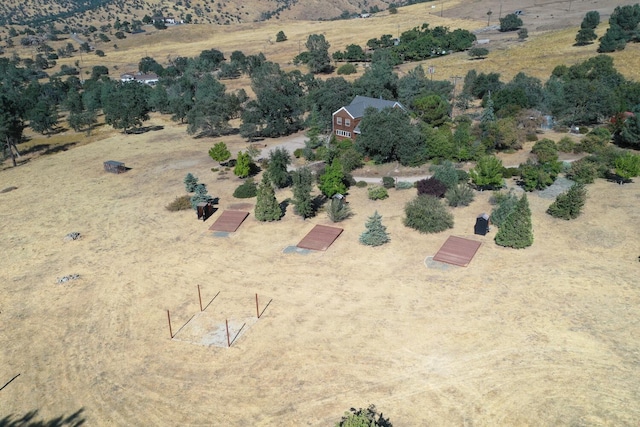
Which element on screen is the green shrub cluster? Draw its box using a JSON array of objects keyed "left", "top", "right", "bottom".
[
  {"left": 356, "top": 181, "right": 368, "bottom": 188},
  {"left": 233, "top": 179, "right": 257, "bottom": 198},
  {"left": 566, "top": 158, "right": 598, "bottom": 184},
  {"left": 557, "top": 136, "right": 577, "bottom": 153},
  {"left": 547, "top": 183, "right": 587, "bottom": 219},
  {"left": 382, "top": 176, "right": 395, "bottom": 189},
  {"left": 445, "top": 184, "right": 475, "bottom": 207},
  {"left": 403, "top": 195, "right": 454, "bottom": 234},
  {"left": 368, "top": 186, "right": 389, "bottom": 200}
]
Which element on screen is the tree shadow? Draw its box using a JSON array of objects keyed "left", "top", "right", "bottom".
[
  {"left": 312, "top": 194, "right": 327, "bottom": 212},
  {"left": 279, "top": 198, "right": 290, "bottom": 216},
  {"left": 128, "top": 125, "right": 164, "bottom": 134},
  {"left": 43, "top": 142, "right": 78, "bottom": 155},
  {"left": 0, "top": 408, "right": 85, "bottom": 427}
]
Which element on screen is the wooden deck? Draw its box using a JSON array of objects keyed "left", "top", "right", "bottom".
[
  {"left": 297, "top": 225, "right": 343, "bottom": 251},
  {"left": 208, "top": 211, "right": 250, "bottom": 233},
  {"left": 432, "top": 236, "right": 482, "bottom": 267}
]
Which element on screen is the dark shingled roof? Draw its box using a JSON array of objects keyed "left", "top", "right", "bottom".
[{"left": 342, "top": 95, "right": 405, "bottom": 119}]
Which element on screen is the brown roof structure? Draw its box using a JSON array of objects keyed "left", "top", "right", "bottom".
[
  {"left": 209, "top": 211, "right": 250, "bottom": 233},
  {"left": 433, "top": 236, "right": 482, "bottom": 267},
  {"left": 297, "top": 225, "right": 343, "bottom": 251}
]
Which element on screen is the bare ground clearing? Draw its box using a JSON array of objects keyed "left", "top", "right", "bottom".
[{"left": 1, "top": 116, "right": 639, "bottom": 426}]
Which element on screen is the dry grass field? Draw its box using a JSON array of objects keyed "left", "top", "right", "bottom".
[
  {"left": 1, "top": 115, "right": 639, "bottom": 426},
  {"left": 2, "top": 1, "right": 640, "bottom": 425}
]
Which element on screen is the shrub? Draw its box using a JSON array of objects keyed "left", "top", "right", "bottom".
[
  {"left": 557, "top": 136, "right": 576, "bottom": 153},
  {"left": 319, "top": 159, "right": 347, "bottom": 198},
  {"left": 382, "top": 176, "right": 395, "bottom": 189},
  {"left": 339, "top": 148, "right": 364, "bottom": 173},
  {"left": 579, "top": 126, "right": 589, "bottom": 134},
  {"left": 519, "top": 159, "right": 559, "bottom": 191},
  {"left": 526, "top": 132, "right": 538, "bottom": 142},
  {"left": 417, "top": 177, "right": 447, "bottom": 197},
  {"left": 359, "top": 211, "right": 390, "bottom": 246},
  {"left": 469, "top": 156, "right": 504, "bottom": 189},
  {"left": 531, "top": 138, "right": 558, "bottom": 164},
  {"left": 501, "top": 167, "right": 520, "bottom": 178},
  {"left": 431, "top": 161, "right": 459, "bottom": 189},
  {"left": 495, "top": 194, "right": 533, "bottom": 248},
  {"left": 327, "top": 198, "right": 352, "bottom": 222},
  {"left": 337, "top": 63, "right": 357, "bottom": 75},
  {"left": 579, "top": 133, "right": 608, "bottom": 153},
  {"left": 356, "top": 180, "right": 368, "bottom": 188},
  {"left": 184, "top": 173, "right": 199, "bottom": 193},
  {"left": 395, "top": 181, "right": 414, "bottom": 190},
  {"left": 336, "top": 405, "right": 391, "bottom": 427},
  {"left": 95, "top": 50, "right": 105, "bottom": 57},
  {"left": 165, "top": 195, "right": 192, "bottom": 211},
  {"left": 566, "top": 158, "right": 598, "bottom": 184},
  {"left": 614, "top": 152, "right": 640, "bottom": 182},
  {"left": 547, "top": 183, "right": 587, "bottom": 219},
  {"left": 233, "top": 179, "right": 257, "bottom": 198},
  {"left": 404, "top": 195, "right": 454, "bottom": 234},
  {"left": 445, "top": 184, "right": 475, "bottom": 207},
  {"left": 490, "top": 190, "right": 518, "bottom": 227},
  {"left": 456, "top": 169, "right": 469, "bottom": 183},
  {"left": 293, "top": 148, "right": 303, "bottom": 158},
  {"left": 368, "top": 186, "right": 389, "bottom": 200}
]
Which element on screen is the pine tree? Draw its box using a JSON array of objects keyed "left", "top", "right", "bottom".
[
  {"left": 360, "top": 211, "right": 390, "bottom": 246},
  {"left": 291, "top": 167, "right": 314, "bottom": 218},
  {"left": 184, "top": 173, "right": 199, "bottom": 193},
  {"left": 255, "top": 175, "right": 282, "bottom": 221},
  {"left": 495, "top": 194, "right": 533, "bottom": 248},
  {"left": 547, "top": 183, "right": 587, "bottom": 219}
]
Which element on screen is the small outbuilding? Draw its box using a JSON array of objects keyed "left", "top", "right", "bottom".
[
  {"left": 103, "top": 160, "right": 128, "bottom": 174},
  {"left": 474, "top": 213, "right": 490, "bottom": 236},
  {"left": 197, "top": 202, "right": 216, "bottom": 222}
]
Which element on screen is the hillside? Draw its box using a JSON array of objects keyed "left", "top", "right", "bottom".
[{"left": 0, "top": 0, "right": 403, "bottom": 27}]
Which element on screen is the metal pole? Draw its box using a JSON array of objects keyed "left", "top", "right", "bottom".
[
  {"left": 226, "top": 319, "right": 230, "bottom": 347},
  {"left": 167, "top": 310, "right": 173, "bottom": 339},
  {"left": 256, "top": 293, "right": 259, "bottom": 318},
  {"left": 198, "top": 285, "right": 203, "bottom": 312}
]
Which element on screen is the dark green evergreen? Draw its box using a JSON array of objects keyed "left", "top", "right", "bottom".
[
  {"left": 495, "top": 194, "right": 533, "bottom": 249},
  {"left": 291, "top": 167, "right": 314, "bottom": 219},
  {"left": 255, "top": 175, "right": 282, "bottom": 221},
  {"left": 403, "top": 195, "right": 454, "bottom": 234},
  {"left": 547, "top": 184, "right": 587, "bottom": 219}
]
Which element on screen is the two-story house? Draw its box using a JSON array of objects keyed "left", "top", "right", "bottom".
[{"left": 332, "top": 96, "right": 405, "bottom": 141}]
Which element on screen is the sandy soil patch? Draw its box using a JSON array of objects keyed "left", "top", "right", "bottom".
[{"left": 1, "top": 120, "right": 639, "bottom": 425}]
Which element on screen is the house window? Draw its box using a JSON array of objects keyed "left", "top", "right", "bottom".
[
  {"left": 336, "top": 130, "right": 351, "bottom": 138},
  {"left": 345, "top": 119, "right": 351, "bottom": 127},
  {"left": 336, "top": 117, "right": 343, "bottom": 125}
]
